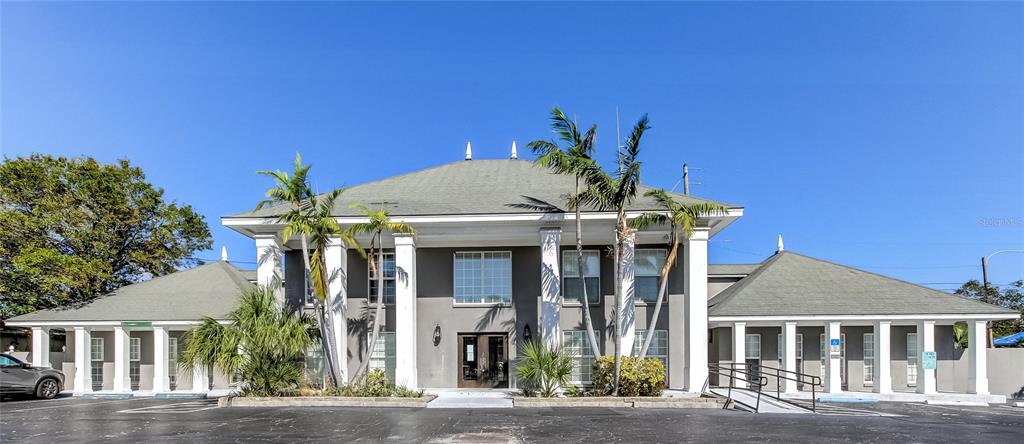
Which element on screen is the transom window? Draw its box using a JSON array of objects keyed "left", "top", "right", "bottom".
[
  {"left": 562, "top": 251, "right": 600, "bottom": 305},
  {"left": 368, "top": 252, "right": 396, "bottom": 305},
  {"left": 563, "top": 330, "right": 598, "bottom": 385},
  {"left": 454, "top": 251, "right": 512, "bottom": 304},
  {"left": 369, "top": 332, "right": 396, "bottom": 382},
  {"left": 634, "top": 330, "right": 668, "bottom": 369},
  {"left": 634, "top": 249, "right": 667, "bottom": 303}
]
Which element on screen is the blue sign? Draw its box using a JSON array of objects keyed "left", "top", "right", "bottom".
[
  {"left": 830, "top": 338, "right": 841, "bottom": 346},
  {"left": 922, "top": 351, "right": 937, "bottom": 370}
]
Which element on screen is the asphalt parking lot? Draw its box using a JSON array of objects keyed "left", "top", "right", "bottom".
[{"left": 2, "top": 395, "right": 1022, "bottom": 443}]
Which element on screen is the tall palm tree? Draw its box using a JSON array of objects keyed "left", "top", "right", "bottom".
[
  {"left": 346, "top": 202, "right": 414, "bottom": 382},
  {"left": 631, "top": 189, "right": 728, "bottom": 358},
  {"left": 572, "top": 113, "right": 650, "bottom": 396},
  {"left": 527, "top": 107, "right": 602, "bottom": 358},
  {"left": 180, "top": 285, "right": 318, "bottom": 396}
]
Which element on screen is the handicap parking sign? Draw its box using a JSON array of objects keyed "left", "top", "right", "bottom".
[
  {"left": 922, "top": 351, "right": 937, "bottom": 370},
  {"left": 829, "top": 338, "right": 841, "bottom": 356}
]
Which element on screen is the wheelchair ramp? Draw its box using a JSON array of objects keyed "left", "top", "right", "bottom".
[{"left": 708, "top": 388, "right": 812, "bottom": 414}]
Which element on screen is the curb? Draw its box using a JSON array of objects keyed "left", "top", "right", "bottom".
[
  {"left": 512, "top": 396, "right": 725, "bottom": 408},
  {"left": 219, "top": 394, "right": 436, "bottom": 408}
]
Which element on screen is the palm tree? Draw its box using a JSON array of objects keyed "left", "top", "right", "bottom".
[
  {"left": 179, "top": 285, "right": 318, "bottom": 396},
  {"left": 527, "top": 107, "right": 602, "bottom": 358},
  {"left": 572, "top": 113, "right": 650, "bottom": 396},
  {"left": 631, "top": 189, "right": 728, "bottom": 359},
  {"left": 346, "top": 202, "right": 414, "bottom": 382}
]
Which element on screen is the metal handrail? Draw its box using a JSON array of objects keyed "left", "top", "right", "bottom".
[
  {"left": 755, "top": 363, "right": 823, "bottom": 412},
  {"left": 706, "top": 362, "right": 769, "bottom": 412}
]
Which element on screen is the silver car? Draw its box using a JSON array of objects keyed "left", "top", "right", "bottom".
[{"left": 0, "top": 353, "right": 65, "bottom": 399}]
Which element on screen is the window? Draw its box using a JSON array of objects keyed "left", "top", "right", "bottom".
[
  {"left": 819, "top": 333, "right": 847, "bottom": 385},
  {"left": 564, "top": 331, "right": 597, "bottom": 385},
  {"left": 634, "top": 249, "right": 667, "bottom": 303},
  {"left": 168, "top": 337, "right": 178, "bottom": 390},
  {"left": 634, "top": 330, "right": 668, "bottom": 369},
  {"left": 369, "top": 332, "right": 396, "bottom": 382},
  {"left": 454, "top": 251, "right": 512, "bottom": 304},
  {"left": 745, "top": 334, "right": 761, "bottom": 378},
  {"left": 0, "top": 355, "right": 19, "bottom": 367},
  {"left": 91, "top": 337, "right": 104, "bottom": 391},
  {"left": 368, "top": 252, "right": 396, "bottom": 305},
  {"left": 563, "top": 251, "right": 600, "bottom": 305},
  {"left": 907, "top": 333, "right": 918, "bottom": 387},
  {"left": 304, "top": 346, "right": 325, "bottom": 386},
  {"left": 130, "top": 337, "right": 141, "bottom": 390},
  {"left": 863, "top": 333, "right": 875, "bottom": 385}
]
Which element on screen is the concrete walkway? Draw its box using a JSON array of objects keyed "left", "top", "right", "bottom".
[
  {"left": 709, "top": 388, "right": 811, "bottom": 414},
  {"left": 423, "top": 388, "right": 515, "bottom": 409},
  {"left": 780, "top": 390, "right": 1007, "bottom": 405}
]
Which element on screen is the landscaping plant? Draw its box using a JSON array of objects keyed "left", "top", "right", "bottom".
[
  {"left": 592, "top": 355, "right": 666, "bottom": 397},
  {"left": 516, "top": 340, "right": 573, "bottom": 397}
]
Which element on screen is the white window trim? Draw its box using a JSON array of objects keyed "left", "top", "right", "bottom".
[
  {"left": 564, "top": 330, "right": 599, "bottom": 385},
  {"left": 129, "top": 337, "right": 141, "bottom": 362},
  {"left": 452, "top": 251, "right": 513, "bottom": 306},
  {"left": 562, "top": 250, "right": 601, "bottom": 306},
  {"left": 91, "top": 337, "right": 105, "bottom": 362},
  {"left": 634, "top": 248, "right": 668, "bottom": 305},
  {"left": 863, "top": 333, "right": 875, "bottom": 386},
  {"left": 368, "top": 331, "right": 396, "bottom": 381},
  {"left": 368, "top": 251, "right": 396, "bottom": 306},
  {"left": 907, "top": 333, "right": 918, "bottom": 387},
  {"left": 745, "top": 333, "right": 761, "bottom": 361}
]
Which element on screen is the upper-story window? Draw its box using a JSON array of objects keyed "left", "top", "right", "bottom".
[
  {"left": 454, "top": 251, "right": 512, "bottom": 304},
  {"left": 368, "top": 252, "right": 396, "bottom": 305},
  {"left": 562, "top": 251, "right": 600, "bottom": 305},
  {"left": 634, "top": 249, "right": 667, "bottom": 303}
]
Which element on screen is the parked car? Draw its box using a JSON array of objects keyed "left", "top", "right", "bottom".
[{"left": 0, "top": 353, "right": 64, "bottom": 399}]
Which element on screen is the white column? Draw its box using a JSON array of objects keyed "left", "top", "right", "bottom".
[
  {"left": 73, "top": 327, "right": 92, "bottom": 393},
  {"left": 682, "top": 227, "right": 710, "bottom": 392},
  {"left": 31, "top": 327, "right": 51, "bottom": 368},
  {"left": 619, "top": 229, "right": 637, "bottom": 356},
  {"left": 732, "top": 322, "right": 747, "bottom": 389},
  {"left": 191, "top": 364, "right": 209, "bottom": 393},
  {"left": 255, "top": 234, "right": 284, "bottom": 305},
  {"left": 782, "top": 322, "right": 798, "bottom": 393},
  {"left": 393, "top": 234, "right": 418, "bottom": 389},
  {"left": 539, "top": 228, "right": 562, "bottom": 350},
  {"left": 916, "top": 320, "right": 936, "bottom": 394},
  {"left": 152, "top": 327, "right": 170, "bottom": 393},
  {"left": 325, "top": 236, "right": 349, "bottom": 384},
  {"left": 113, "top": 326, "right": 131, "bottom": 392},
  {"left": 825, "top": 321, "right": 842, "bottom": 393},
  {"left": 873, "top": 321, "right": 892, "bottom": 394},
  {"left": 967, "top": 320, "right": 989, "bottom": 395}
]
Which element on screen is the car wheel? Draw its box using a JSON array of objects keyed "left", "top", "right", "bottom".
[{"left": 36, "top": 378, "right": 60, "bottom": 399}]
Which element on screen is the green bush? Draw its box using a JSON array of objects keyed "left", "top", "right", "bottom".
[
  {"left": 515, "top": 340, "right": 573, "bottom": 397},
  {"left": 324, "top": 370, "right": 424, "bottom": 398},
  {"left": 592, "top": 355, "right": 666, "bottom": 397}
]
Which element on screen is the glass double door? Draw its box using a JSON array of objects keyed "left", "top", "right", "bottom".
[{"left": 457, "top": 333, "right": 508, "bottom": 388}]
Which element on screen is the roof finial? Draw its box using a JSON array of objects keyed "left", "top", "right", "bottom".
[
  {"left": 510, "top": 140, "right": 518, "bottom": 159},
  {"left": 776, "top": 234, "right": 785, "bottom": 253},
  {"left": 221, "top": 245, "right": 229, "bottom": 261},
  {"left": 465, "top": 141, "right": 472, "bottom": 160}
]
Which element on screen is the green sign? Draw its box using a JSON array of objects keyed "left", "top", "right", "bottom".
[
  {"left": 121, "top": 321, "right": 152, "bottom": 328},
  {"left": 922, "top": 351, "right": 937, "bottom": 370}
]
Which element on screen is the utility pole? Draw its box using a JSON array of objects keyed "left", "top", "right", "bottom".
[{"left": 682, "top": 163, "right": 689, "bottom": 195}]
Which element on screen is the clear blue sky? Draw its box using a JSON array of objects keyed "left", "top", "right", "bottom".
[{"left": 2, "top": 1, "right": 1022, "bottom": 292}]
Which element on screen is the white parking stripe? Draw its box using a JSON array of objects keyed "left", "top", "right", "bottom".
[
  {"left": 118, "top": 401, "right": 218, "bottom": 414},
  {"left": 2, "top": 398, "right": 140, "bottom": 413}
]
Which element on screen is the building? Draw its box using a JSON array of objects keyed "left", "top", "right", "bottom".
[{"left": 7, "top": 152, "right": 1020, "bottom": 399}]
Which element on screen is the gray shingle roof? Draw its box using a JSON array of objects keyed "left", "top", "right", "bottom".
[
  {"left": 709, "top": 264, "right": 759, "bottom": 276},
  {"left": 708, "top": 251, "right": 1018, "bottom": 317},
  {"left": 9, "top": 261, "right": 253, "bottom": 322},
  {"left": 227, "top": 159, "right": 740, "bottom": 218}
]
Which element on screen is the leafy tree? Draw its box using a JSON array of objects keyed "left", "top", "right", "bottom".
[
  {"left": 345, "top": 203, "right": 413, "bottom": 382},
  {"left": 632, "top": 189, "right": 728, "bottom": 359},
  {"left": 528, "top": 107, "right": 602, "bottom": 358},
  {"left": 955, "top": 280, "right": 1024, "bottom": 340},
  {"left": 179, "top": 286, "right": 318, "bottom": 396},
  {"left": 0, "top": 154, "right": 212, "bottom": 319}
]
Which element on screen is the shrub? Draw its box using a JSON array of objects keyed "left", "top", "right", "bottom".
[
  {"left": 515, "top": 340, "right": 573, "bottom": 397},
  {"left": 323, "top": 370, "right": 424, "bottom": 398},
  {"left": 592, "top": 355, "right": 666, "bottom": 397}
]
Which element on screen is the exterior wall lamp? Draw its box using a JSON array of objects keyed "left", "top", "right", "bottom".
[
  {"left": 433, "top": 324, "right": 442, "bottom": 346},
  {"left": 523, "top": 323, "right": 532, "bottom": 343}
]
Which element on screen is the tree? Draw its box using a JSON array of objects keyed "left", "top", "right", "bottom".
[
  {"left": 632, "top": 189, "right": 728, "bottom": 359},
  {"left": 955, "top": 280, "right": 1024, "bottom": 340},
  {"left": 527, "top": 107, "right": 602, "bottom": 358},
  {"left": 179, "top": 285, "right": 319, "bottom": 396},
  {"left": 573, "top": 114, "right": 651, "bottom": 396},
  {"left": 0, "top": 155, "right": 212, "bottom": 319},
  {"left": 346, "top": 203, "right": 414, "bottom": 382}
]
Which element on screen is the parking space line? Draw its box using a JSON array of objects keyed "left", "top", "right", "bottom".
[
  {"left": 118, "top": 401, "right": 219, "bottom": 414},
  {"left": 1, "top": 398, "right": 141, "bottom": 413}
]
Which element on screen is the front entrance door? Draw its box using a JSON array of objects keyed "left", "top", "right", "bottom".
[{"left": 457, "top": 333, "right": 509, "bottom": 388}]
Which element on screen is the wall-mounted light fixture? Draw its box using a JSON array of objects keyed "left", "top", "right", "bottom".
[
  {"left": 433, "top": 324, "right": 442, "bottom": 346},
  {"left": 523, "top": 323, "right": 532, "bottom": 343}
]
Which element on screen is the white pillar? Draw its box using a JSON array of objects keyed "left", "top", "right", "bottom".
[
  {"left": 873, "top": 321, "right": 892, "bottom": 394},
  {"left": 619, "top": 229, "right": 637, "bottom": 356},
  {"left": 113, "top": 326, "right": 131, "bottom": 392},
  {"left": 191, "top": 364, "right": 209, "bottom": 393},
  {"left": 732, "top": 322, "right": 747, "bottom": 389},
  {"left": 916, "top": 320, "right": 936, "bottom": 394},
  {"left": 393, "top": 234, "right": 418, "bottom": 389},
  {"left": 73, "top": 327, "right": 92, "bottom": 393},
  {"left": 255, "top": 234, "right": 284, "bottom": 305},
  {"left": 782, "top": 322, "right": 798, "bottom": 393},
  {"left": 967, "top": 320, "right": 989, "bottom": 395},
  {"left": 31, "top": 327, "right": 50, "bottom": 368},
  {"left": 325, "top": 237, "right": 349, "bottom": 384},
  {"left": 539, "top": 228, "right": 562, "bottom": 350},
  {"left": 152, "top": 327, "right": 170, "bottom": 393},
  {"left": 682, "top": 227, "right": 710, "bottom": 392},
  {"left": 825, "top": 321, "right": 842, "bottom": 393}
]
